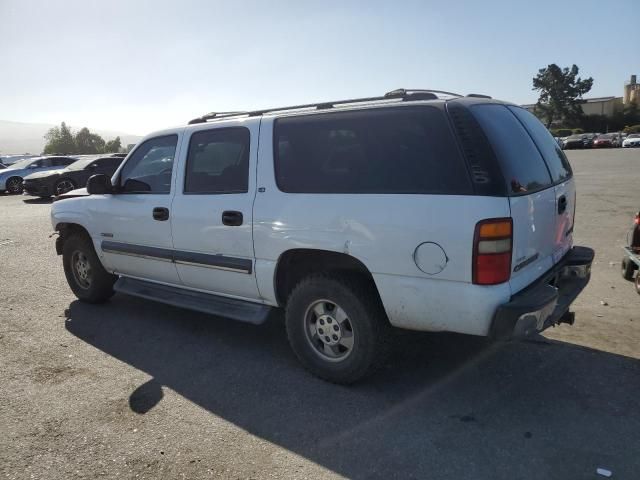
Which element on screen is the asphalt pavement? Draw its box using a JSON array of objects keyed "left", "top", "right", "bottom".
[{"left": 1, "top": 148, "right": 639, "bottom": 479}]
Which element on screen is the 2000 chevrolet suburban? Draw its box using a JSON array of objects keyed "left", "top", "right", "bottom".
[{"left": 51, "top": 89, "right": 594, "bottom": 383}]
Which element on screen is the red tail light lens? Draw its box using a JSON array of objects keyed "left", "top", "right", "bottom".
[
  {"left": 634, "top": 212, "right": 640, "bottom": 225},
  {"left": 473, "top": 218, "right": 513, "bottom": 285}
]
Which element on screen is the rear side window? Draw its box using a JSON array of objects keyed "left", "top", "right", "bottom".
[
  {"left": 52, "top": 157, "right": 74, "bottom": 167},
  {"left": 274, "top": 106, "right": 472, "bottom": 194},
  {"left": 184, "top": 127, "right": 249, "bottom": 194},
  {"left": 471, "top": 104, "right": 552, "bottom": 195},
  {"left": 508, "top": 106, "right": 572, "bottom": 183}
]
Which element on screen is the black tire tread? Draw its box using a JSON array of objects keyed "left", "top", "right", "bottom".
[
  {"left": 62, "top": 233, "right": 117, "bottom": 303},
  {"left": 285, "top": 273, "right": 392, "bottom": 384},
  {"left": 622, "top": 257, "right": 635, "bottom": 281}
]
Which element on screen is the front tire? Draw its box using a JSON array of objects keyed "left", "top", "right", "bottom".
[
  {"left": 285, "top": 274, "right": 391, "bottom": 384},
  {"left": 5, "top": 177, "right": 23, "bottom": 194},
  {"left": 54, "top": 178, "right": 76, "bottom": 196},
  {"left": 63, "top": 234, "right": 117, "bottom": 303}
]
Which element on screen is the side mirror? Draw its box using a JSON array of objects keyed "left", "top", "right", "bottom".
[{"left": 87, "top": 174, "right": 112, "bottom": 194}]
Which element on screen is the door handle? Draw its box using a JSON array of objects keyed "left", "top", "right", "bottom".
[
  {"left": 557, "top": 195, "right": 567, "bottom": 215},
  {"left": 222, "top": 210, "right": 243, "bottom": 226},
  {"left": 153, "top": 207, "right": 169, "bottom": 221}
]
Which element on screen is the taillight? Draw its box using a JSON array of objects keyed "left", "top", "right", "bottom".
[
  {"left": 634, "top": 212, "right": 640, "bottom": 225},
  {"left": 473, "top": 218, "right": 513, "bottom": 285}
]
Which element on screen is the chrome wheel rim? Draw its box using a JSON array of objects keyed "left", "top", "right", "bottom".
[
  {"left": 71, "top": 250, "right": 92, "bottom": 289},
  {"left": 7, "top": 178, "right": 21, "bottom": 194},
  {"left": 304, "top": 299, "right": 354, "bottom": 362},
  {"left": 55, "top": 180, "right": 74, "bottom": 195}
]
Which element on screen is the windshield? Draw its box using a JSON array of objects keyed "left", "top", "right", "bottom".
[
  {"left": 8, "top": 158, "right": 39, "bottom": 169},
  {"left": 598, "top": 134, "right": 613, "bottom": 139},
  {"left": 64, "top": 159, "right": 93, "bottom": 171},
  {"left": 628, "top": 134, "right": 640, "bottom": 139},
  {"left": 568, "top": 135, "right": 584, "bottom": 140}
]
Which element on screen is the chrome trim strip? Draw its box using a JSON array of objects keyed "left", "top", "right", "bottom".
[
  {"left": 173, "top": 259, "right": 248, "bottom": 273},
  {"left": 101, "top": 240, "right": 252, "bottom": 274}
]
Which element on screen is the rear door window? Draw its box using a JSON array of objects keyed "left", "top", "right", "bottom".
[
  {"left": 507, "top": 106, "right": 572, "bottom": 183},
  {"left": 471, "top": 104, "right": 553, "bottom": 195},
  {"left": 184, "top": 127, "right": 249, "bottom": 194},
  {"left": 274, "top": 106, "right": 472, "bottom": 194}
]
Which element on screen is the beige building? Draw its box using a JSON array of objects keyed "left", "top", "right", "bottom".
[{"left": 624, "top": 75, "right": 639, "bottom": 104}]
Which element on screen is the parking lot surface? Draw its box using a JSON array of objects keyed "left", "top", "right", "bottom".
[{"left": 1, "top": 148, "right": 639, "bottom": 479}]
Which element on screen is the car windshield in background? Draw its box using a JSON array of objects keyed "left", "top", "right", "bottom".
[
  {"left": 8, "top": 158, "right": 38, "bottom": 169},
  {"left": 628, "top": 134, "right": 640, "bottom": 139},
  {"left": 567, "top": 135, "right": 584, "bottom": 140},
  {"left": 598, "top": 134, "right": 614, "bottom": 139},
  {"left": 64, "top": 159, "right": 94, "bottom": 171}
]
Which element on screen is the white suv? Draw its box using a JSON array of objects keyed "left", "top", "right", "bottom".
[{"left": 51, "top": 89, "right": 593, "bottom": 383}]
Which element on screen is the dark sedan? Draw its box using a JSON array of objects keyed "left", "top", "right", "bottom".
[
  {"left": 562, "top": 134, "right": 588, "bottom": 149},
  {"left": 22, "top": 156, "right": 124, "bottom": 197}
]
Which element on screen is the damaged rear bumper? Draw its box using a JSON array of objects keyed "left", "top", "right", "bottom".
[{"left": 490, "top": 246, "right": 594, "bottom": 339}]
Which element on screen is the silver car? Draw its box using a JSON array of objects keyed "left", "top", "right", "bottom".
[{"left": 0, "top": 156, "right": 78, "bottom": 194}]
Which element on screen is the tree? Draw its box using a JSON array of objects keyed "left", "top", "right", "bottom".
[
  {"left": 104, "top": 136, "right": 122, "bottom": 153},
  {"left": 75, "top": 127, "right": 106, "bottom": 154},
  {"left": 532, "top": 64, "right": 593, "bottom": 128},
  {"left": 43, "top": 122, "right": 76, "bottom": 154}
]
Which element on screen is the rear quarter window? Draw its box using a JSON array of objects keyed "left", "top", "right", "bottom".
[
  {"left": 470, "top": 104, "right": 553, "bottom": 196},
  {"left": 274, "top": 106, "right": 472, "bottom": 195},
  {"left": 507, "top": 106, "right": 572, "bottom": 183}
]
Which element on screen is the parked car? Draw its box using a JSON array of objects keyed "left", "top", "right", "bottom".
[
  {"left": 562, "top": 134, "right": 588, "bottom": 149},
  {"left": 623, "top": 134, "right": 640, "bottom": 148},
  {"left": 23, "top": 156, "right": 125, "bottom": 197},
  {"left": 593, "top": 134, "right": 618, "bottom": 148},
  {"left": 0, "top": 156, "right": 77, "bottom": 194},
  {"left": 582, "top": 133, "right": 597, "bottom": 148},
  {"left": 50, "top": 90, "right": 593, "bottom": 383}
]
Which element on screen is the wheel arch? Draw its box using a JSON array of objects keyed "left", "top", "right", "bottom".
[
  {"left": 54, "top": 222, "right": 91, "bottom": 255},
  {"left": 273, "top": 248, "right": 382, "bottom": 307}
]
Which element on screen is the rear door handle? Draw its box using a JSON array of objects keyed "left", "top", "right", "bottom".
[
  {"left": 557, "top": 195, "right": 567, "bottom": 215},
  {"left": 153, "top": 207, "right": 169, "bottom": 221},
  {"left": 222, "top": 210, "right": 243, "bottom": 226}
]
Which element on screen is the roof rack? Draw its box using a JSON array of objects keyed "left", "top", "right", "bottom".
[
  {"left": 466, "top": 93, "right": 492, "bottom": 99},
  {"left": 187, "top": 88, "right": 465, "bottom": 125},
  {"left": 188, "top": 111, "right": 250, "bottom": 125}
]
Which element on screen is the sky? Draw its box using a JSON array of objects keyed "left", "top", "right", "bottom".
[{"left": 1, "top": 0, "right": 637, "bottom": 136}]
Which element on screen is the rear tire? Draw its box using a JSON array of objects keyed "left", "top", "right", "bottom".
[
  {"left": 635, "top": 273, "right": 640, "bottom": 295},
  {"left": 5, "top": 177, "right": 23, "bottom": 194},
  {"left": 62, "top": 234, "right": 117, "bottom": 303},
  {"left": 285, "top": 273, "right": 391, "bottom": 384},
  {"left": 622, "top": 257, "right": 636, "bottom": 281}
]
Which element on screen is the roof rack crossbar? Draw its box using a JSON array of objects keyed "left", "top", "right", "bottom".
[{"left": 187, "top": 88, "right": 465, "bottom": 125}]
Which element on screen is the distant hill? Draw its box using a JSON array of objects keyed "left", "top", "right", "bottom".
[{"left": 0, "top": 120, "right": 142, "bottom": 154}]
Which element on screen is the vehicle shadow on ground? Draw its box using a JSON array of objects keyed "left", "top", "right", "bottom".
[
  {"left": 65, "top": 297, "right": 640, "bottom": 479},
  {"left": 22, "top": 197, "right": 53, "bottom": 204}
]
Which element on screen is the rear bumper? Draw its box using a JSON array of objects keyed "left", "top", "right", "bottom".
[{"left": 490, "top": 246, "right": 594, "bottom": 339}]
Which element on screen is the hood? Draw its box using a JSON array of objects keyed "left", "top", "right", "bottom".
[
  {"left": 54, "top": 187, "right": 89, "bottom": 201},
  {"left": 23, "top": 170, "right": 62, "bottom": 180}
]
